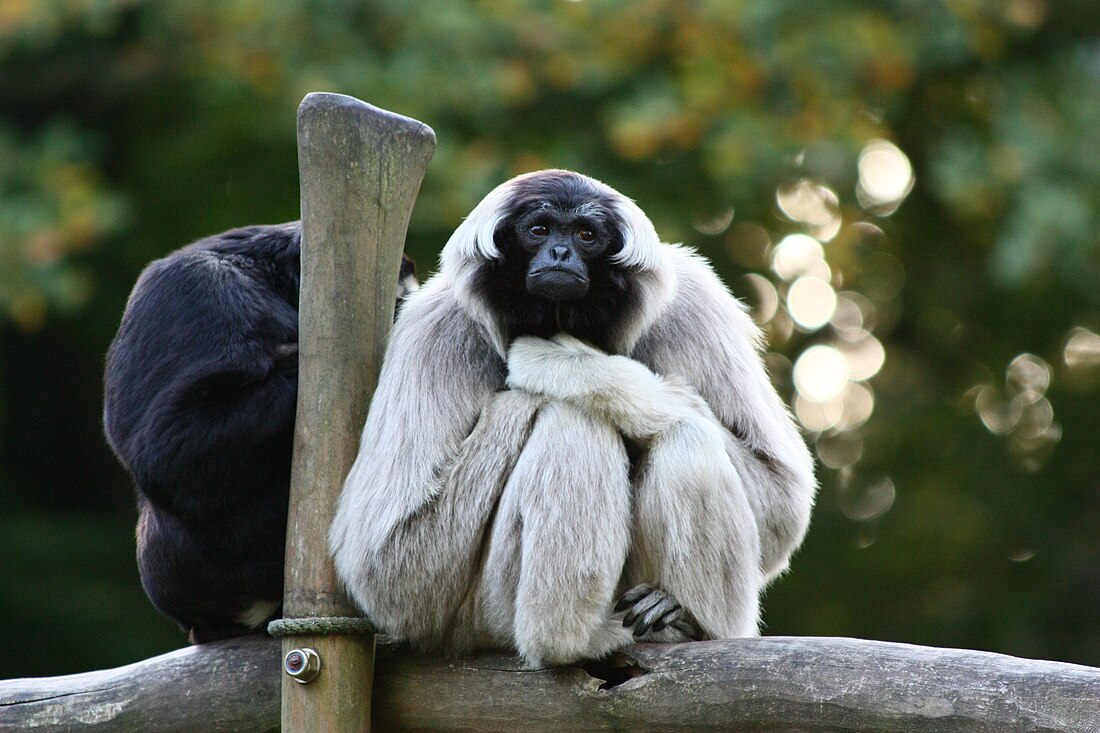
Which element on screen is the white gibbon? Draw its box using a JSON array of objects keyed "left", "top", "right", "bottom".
[{"left": 330, "top": 169, "right": 816, "bottom": 666}]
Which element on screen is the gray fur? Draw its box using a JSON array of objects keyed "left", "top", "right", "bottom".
[{"left": 330, "top": 170, "right": 817, "bottom": 667}]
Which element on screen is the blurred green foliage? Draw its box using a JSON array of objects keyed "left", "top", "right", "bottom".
[{"left": 3, "top": 0, "right": 1100, "bottom": 676}]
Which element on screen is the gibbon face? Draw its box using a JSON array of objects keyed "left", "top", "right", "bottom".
[{"left": 473, "top": 171, "right": 640, "bottom": 349}]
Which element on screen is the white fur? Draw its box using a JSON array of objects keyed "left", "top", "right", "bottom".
[
  {"left": 506, "top": 333, "right": 765, "bottom": 638},
  {"left": 396, "top": 272, "right": 419, "bottom": 301},
  {"left": 630, "top": 246, "right": 817, "bottom": 580},
  {"left": 482, "top": 401, "right": 635, "bottom": 665},
  {"left": 236, "top": 600, "right": 281, "bottom": 631},
  {"left": 330, "top": 170, "right": 817, "bottom": 667}
]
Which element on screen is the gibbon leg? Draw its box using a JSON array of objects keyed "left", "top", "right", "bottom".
[
  {"left": 625, "top": 416, "right": 765, "bottom": 640},
  {"left": 482, "top": 399, "right": 634, "bottom": 666},
  {"left": 334, "top": 390, "right": 544, "bottom": 650}
]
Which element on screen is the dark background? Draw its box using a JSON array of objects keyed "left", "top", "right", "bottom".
[{"left": 3, "top": 1, "right": 1100, "bottom": 677}]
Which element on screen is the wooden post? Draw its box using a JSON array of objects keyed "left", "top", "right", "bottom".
[{"left": 283, "top": 93, "right": 434, "bottom": 732}]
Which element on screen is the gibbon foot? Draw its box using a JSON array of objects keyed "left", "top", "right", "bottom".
[{"left": 615, "top": 583, "right": 704, "bottom": 639}]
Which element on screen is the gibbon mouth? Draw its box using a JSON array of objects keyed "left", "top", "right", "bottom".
[
  {"left": 527, "top": 267, "right": 590, "bottom": 302},
  {"left": 529, "top": 267, "right": 587, "bottom": 283}
]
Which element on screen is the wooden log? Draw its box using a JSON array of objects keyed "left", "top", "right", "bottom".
[
  {"left": 3, "top": 637, "right": 1099, "bottom": 732},
  {"left": 0, "top": 636, "right": 280, "bottom": 732},
  {"left": 283, "top": 93, "right": 434, "bottom": 732}
]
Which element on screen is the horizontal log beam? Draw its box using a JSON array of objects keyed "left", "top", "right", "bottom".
[
  {"left": 2, "top": 636, "right": 1098, "bottom": 732},
  {"left": 0, "top": 636, "right": 279, "bottom": 732}
]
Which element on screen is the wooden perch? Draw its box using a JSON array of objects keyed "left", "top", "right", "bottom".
[
  {"left": 0, "top": 637, "right": 279, "bottom": 733},
  {"left": 281, "top": 93, "right": 434, "bottom": 731},
  {"left": 3, "top": 636, "right": 1098, "bottom": 732}
]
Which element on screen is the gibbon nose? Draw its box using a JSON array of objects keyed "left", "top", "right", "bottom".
[{"left": 548, "top": 245, "right": 571, "bottom": 262}]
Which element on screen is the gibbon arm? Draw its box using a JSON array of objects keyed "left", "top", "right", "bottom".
[
  {"left": 631, "top": 250, "right": 817, "bottom": 581},
  {"left": 507, "top": 333, "right": 764, "bottom": 638}
]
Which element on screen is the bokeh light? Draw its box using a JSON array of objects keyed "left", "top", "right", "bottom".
[
  {"left": 786, "top": 276, "right": 837, "bottom": 330},
  {"left": 693, "top": 207, "right": 735, "bottom": 236},
  {"left": 816, "top": 432, "right": 865, "bottom": 469},
  {"left": 975, "top": 385, "right": 1022, "bottom": 434},
  {"left": 767, "top": 166, "right": 895, "bottom": 445},
  {"left": 1063, "top": 326, "right": 1100, "bottom": 370},
  {"left": 857, "top": 139, "right": 915, "bottom": 213},
  {"left": 776, "top": 179, "right": 842, "bottom": 241},
  {"left": 740, "top": 273, "right": 779, "bottom": 324},
  {"left": 841, "top": 381, "right": 876, "bottom": 427},
  {"left": 839, "top": 475, "right": 897, "bottom": 522},
  {"left": 831, "top": 291, "right": 878, "bottom": 333},
  {"left": 836, "top": 329, "right": 886, "bottom": 381},
  {"left": 1006, "top": 353, "right": 1051, "bottom": 395},
  {"left": 794, "top": 394, "right": 846, "bottom": 433},
  {"left": 970, "top": 352, "right": 1061, "bottom": 471},
  {"left": 771, "top": 233, "right": 827, "bottom": 281},
  {"left": 794, "top": 344, "right": 850, "bottom": 403}
]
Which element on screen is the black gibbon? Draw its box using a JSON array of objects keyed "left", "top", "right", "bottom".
[{"left": 104, "top": 222, "right": 415, "bottom": 643}]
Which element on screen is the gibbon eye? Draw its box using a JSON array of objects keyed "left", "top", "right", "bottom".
[
  {"left": 577, "top": 229, "right": 596, "bottom": 243},
  {"left": 529, "top": 225, "right": 550, "bottom": 237}
]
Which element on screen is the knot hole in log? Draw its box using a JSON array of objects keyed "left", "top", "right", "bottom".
[{"left": 580, "top": 652, "right": 650, "bottom": 691}]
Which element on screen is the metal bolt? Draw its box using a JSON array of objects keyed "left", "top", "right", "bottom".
[{"left": 284, "top": 647, "right": 321, "bottom": 684}]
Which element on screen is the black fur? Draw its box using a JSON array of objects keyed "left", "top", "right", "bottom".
[
  {"left": 474, "top": 171, "right": 641, "bottom": 352},
  {"left": 104, "top": 222, "right": 413, "bottom": 643}
]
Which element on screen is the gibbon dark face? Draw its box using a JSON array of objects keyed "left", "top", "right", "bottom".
[
  {"left": 479, "top": 171, "right": 637, "bottom": 348},
  {"left": 516, "top": 205, "right": 608, "bottom": 302}
]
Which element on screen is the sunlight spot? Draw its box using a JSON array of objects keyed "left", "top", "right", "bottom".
[
  {"left": 1006, "top": 546, "right": 1037, "bottom": 563},
  {"left": 816, "top": 432, "right": 865, "bottom": 469},
  {"left": 794, "top": 394, "right": 845, "bottom": 432},
  {"left": 1013, "top": 393, "right": 1053, "bottom": 440},
  {"left": 837, "top": 329, "right": 886, "bottom": 381},
  {"left": 693, "top": 207, "right": 735, "bottom": 236},
  {"left": 975, "top": 385, "right": 1021, "bottom": 434},
  {"left": 794, "top": 344, "right": 850, "bottom": 403},
  {"left": 1006, "top": 353, "right": 1051, "bottom": 395},
  {"left": 831, "top": 295, "right": 865, "bottom": 332},
  {"left": 772, "top": 233, "right": 825, "bottom": 281},
  {"left": 1063, "top": 327, "right": 1100, "bottom": 369},
  {"left": 840, "top": 381, "right": 876, "bottom": 428},
  {"left": 776, "top": 179, "right": 842, "bottom": 241},
  {"left": 787, "top": 276, "right": 837, "bottom": 331},
  {"left": 740, "top": 273, "right": 779, "bottom": 324},
  {"left": 831, "top": 291, "right": 878, "bottom": 334},
  {"left": 840, "top": 476, "right": 896, "bottom": 522},
  {"left": 857, "top": 139, "right": 914, "bottom": 213}
]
